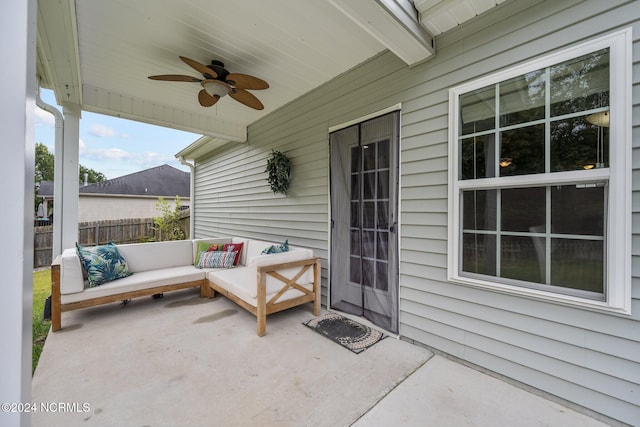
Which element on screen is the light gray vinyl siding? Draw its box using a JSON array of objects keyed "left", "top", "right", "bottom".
[{"left": 192, "top": 0, "right": 639, "bottom": 423}]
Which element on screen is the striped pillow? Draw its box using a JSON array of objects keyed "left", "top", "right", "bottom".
[{"left": 196, "top": 250, "right": 237, "bottom": 269}]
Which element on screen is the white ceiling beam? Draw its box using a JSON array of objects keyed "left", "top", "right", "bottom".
[
  {"left": 330, "top": 0, "right": 435, "bottom": 66},
  {"left": 82, "top": 85, "right": 247, "bottom": 142}
]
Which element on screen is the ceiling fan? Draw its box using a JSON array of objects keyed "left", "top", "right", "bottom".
[{"left": 148, "top": 56, "right": 269, "bottom": 110}]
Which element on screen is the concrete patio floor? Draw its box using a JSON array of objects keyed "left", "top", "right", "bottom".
[{"left": 32, "top": 289, "right": 609, "bottom": 427}]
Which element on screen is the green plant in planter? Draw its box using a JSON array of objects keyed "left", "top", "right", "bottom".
[{"left": 265, "top": 149, "right": 291, "bottom": 195}]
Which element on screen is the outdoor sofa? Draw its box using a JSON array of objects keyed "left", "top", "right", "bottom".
[{"left": 51, "top": 237, "right": 321, "bottom": 336}]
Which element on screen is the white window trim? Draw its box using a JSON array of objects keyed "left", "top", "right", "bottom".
[{"left": 447, "top": 28, "right": 632, "bottom": 314}]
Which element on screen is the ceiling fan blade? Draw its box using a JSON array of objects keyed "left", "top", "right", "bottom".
[
  {"left": 148, "top": 74, "right": 202, "bottom": 82},
  {"left": 180, "top": 56, "right": 218, "bottom": 79},
  {"left": 226, "top": 73, "right": 269, "bottom": 90},
  {"left": 229, "top": 88, "right": 264, "bottom": 110},
  {"left": 198, "top": 89, "right": 220, "bottom": 107}
]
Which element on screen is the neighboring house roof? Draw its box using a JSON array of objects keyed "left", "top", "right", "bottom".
[
  {"left": 37, "top": 180, "right": 54, "bottom": 197},
  {"left": 38, "top": 164, "right": 190, "bottom": 198}
]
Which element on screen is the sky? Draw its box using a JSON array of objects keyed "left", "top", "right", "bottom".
[{"left": 34, "top": 89, "right": 201, "bottom": 179}]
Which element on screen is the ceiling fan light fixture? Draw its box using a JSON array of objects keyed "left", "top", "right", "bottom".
[
  {"left": 201, "top": 80, "right": 230, "bottom": 98},
  {"left": 151, "top": 56, "right": 267, "bottom": 109}
]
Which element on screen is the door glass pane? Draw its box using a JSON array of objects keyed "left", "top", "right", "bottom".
[
  {"left": 350, "top": 256, "right": 361, "bottom": 283},
  {"left": 460, "top": 85, "right": 496, "bottom": 135},
  {"left": 363, "top": 202, "right": 375, "bottom": 228},
  {"left": 351, "top": 147, "right": 360, "bottom": 172},
  {"left": 499, "top": 71, "right": 545, "bottom": 126},
  {"left": 550, "top": 48, "right": 609, "bottom": 117},
  {"left": 362, "top": 259, "right": 375, "bottom": 287},
  {"left": 377, "top": 262, "right": 388, "bottom": 291},
  {"left": 362, "top": 231, "right": 375, "bottom": 259},
  {"left": 377, "top": 232, "right": 388, "bottom": 261},
  {"left": 460, "top": 134, "right": 496, "bottom": 180},
  {"left": 377, "top": 171, "right": 389, "bottom": 199},
  {"left": 351, "top": 174, "right": 359, "bottom": 200},
  {"left": 363, "top": 172, "right": 375, "bottom": 199},
  {"left": 363, "top": 145, "right": 376, "bottom": 171},
  {"left": 551, "top": 115, "right": 609, "bottom": 172},
  {"left": 350, "top": 230, "right": 360, "bottom": 256},
  {"left": 378, "top": 140, "right": 390, "bottom": 168},
  {"left": 551, "top": 238, "right": 604, "bottom": 293},
  {"left": 500, "top": 124, "right": 545, "bottom": 176},
  {"left": 501, "top": 235, "right": 544, "bottom": 283},
  {"left": 501, "top": 187, "right": 546, "bottom": 232},
  {"left": 551, "top": 185, "right": 605, "bottom": 236},
  {"left": 377, "top": 201, "right": 389, "bottom": 230},
  {"left": 462, "top": 233, "right": 496, "bottom": 276},
  {"left": 350, "top": 202, "right": 359, "bottom": 227},
  {"left": 463, "top": 190, "right": 497, "bottom": 231}
]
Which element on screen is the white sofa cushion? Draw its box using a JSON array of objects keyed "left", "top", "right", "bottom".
[
  {"left": 243, "top": 240, "right": 280, "bottom": 262},
  {"left": 247, "top": 247, "right": 315, "bottom": 290},
  {"left": 117, "top": 240, "right": 194, "bottom": 272},
  {"left": 59, "top": 239, "right": 227, "bottom": 295},
  {"left": 60, "top": 248, "right": 86, "bottom": 295},
  {"left": 207, "top": 266, "right": 313, "bottom": 306},
  {"left": 60, "top": 265, "right": 214, "bottom": 304},
  {"left": 210, "top": 248, "right": 315, "bottom": 299}
]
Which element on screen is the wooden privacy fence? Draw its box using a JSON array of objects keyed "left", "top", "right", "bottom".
[{"left": 33, "top": 213, "right": 190, "bottom": 268}]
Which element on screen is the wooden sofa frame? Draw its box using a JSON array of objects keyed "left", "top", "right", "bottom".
[
  {"left": 50, "top": 255, "right": 210, "bottom": 332},
  {"left": 208, "top": 257, "right": 322, "bottom": 336}
]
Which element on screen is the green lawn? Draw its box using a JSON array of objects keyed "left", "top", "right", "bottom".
[{"left": 33, "top": 269, "right": 51, "bottom": 374}]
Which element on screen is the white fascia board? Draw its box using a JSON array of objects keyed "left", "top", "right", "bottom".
[
  {"left": 36, "top": 0, "right": 82, "bottom": 105},
  {"left": 330, "top": 0, "right": 435, "bottom": 66},
  {"left": 175, "top": 136, "right": 239, "bottom": 161}
]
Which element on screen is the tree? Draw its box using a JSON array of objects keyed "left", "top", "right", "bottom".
[
  {"left": 152, "top": 196, "right": 186, "bottom": 241},
  {"left": 79, "top": 165, "right": 106, "bottom": 184},
  {"left": 34, "top": 143, "right": 107, "bottom": 215},
  {"left": 35, "top": 142, "right": 54, "bottom": 182},
  {"left": 34, "top": 143, "right": 107, "bottom": 184}
]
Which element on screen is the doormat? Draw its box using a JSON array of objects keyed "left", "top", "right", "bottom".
[{"left": 303, "top": 313, "right": 385, "bottom": 354}]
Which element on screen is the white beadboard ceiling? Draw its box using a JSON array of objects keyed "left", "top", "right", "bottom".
[{"left": 36, "top": 0, "right": 508, "bottom": 142}]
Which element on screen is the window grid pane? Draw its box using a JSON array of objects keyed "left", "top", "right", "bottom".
[
  {"left": 457, "top": 48, "right": 610, "bottom": 298},
  {"left": 461, "top": 49, "right": 611, "bottom": 181},
  {"left": 461, "top": 182, "right": 606, "bottom": 296}
]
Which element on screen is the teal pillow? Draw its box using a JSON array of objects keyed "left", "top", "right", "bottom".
[
  {"left": 261, "top": 240, "right": 289, "bottom": 255},
  {"left": 76, "top": 242, "right": 132, "bottom": 287}
]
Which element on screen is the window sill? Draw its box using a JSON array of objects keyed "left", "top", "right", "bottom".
[{"left": 448, "top": 274, "right": 632, "bottom": 316}]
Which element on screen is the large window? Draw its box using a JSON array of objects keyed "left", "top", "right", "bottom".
[{"left": 448, "top": 30, "right": 631, "bottom": 312}]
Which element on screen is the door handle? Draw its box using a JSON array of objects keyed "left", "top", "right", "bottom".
[{"left": 389, "top": 221, "right": 397, "bottom": 233}]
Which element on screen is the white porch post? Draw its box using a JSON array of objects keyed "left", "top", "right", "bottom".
[
  {"left": 59, "top": 104, "right": 81, "bottom": 251},
  {"left": 0, "top": 0, "right": 35, "bottom": 426}
]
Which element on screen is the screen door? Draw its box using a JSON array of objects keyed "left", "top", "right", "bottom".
[{"left": 329, "top": 111, "right": 399, "bottom": 334}]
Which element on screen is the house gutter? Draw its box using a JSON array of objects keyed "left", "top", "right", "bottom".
[
  {"left": 178, "top": 156, "right": 195, "bottom": 239},
  {"left": 36, "top": 84, "right": 65, "bottom": 258}
]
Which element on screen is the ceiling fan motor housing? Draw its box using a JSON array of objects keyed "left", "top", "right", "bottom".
[{"left": 208, "top": 60, "right": 229, "bottom": 82}]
